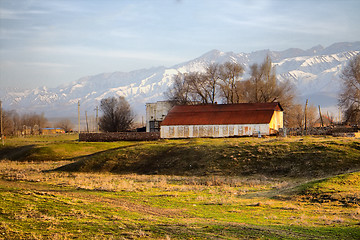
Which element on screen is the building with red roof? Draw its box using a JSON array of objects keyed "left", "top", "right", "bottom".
[{"left": 160, "top": 102, "right": 283, "bottom": 138}]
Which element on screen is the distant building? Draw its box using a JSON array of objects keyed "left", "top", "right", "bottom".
[
  {"left": 145, "top": 101, "right": 173, "bottom": 132},
  {"left": 160, "top": 102, "right": 283, "bottom": 138},
  {"left": 42, "top": 128, "right": 65, "bottom": 135},
  {"left": 314, "top": 115, "right": 333, "bottom": 127}
]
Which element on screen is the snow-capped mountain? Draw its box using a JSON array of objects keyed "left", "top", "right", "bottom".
[{"left": 1, "top": 42, "right": 359, "bottom": 122}]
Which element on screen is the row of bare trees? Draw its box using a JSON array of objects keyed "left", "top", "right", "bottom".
[
  {"left": 1, "top": 97, "right": 134, "bottom": 135},
  {"left": 2, "top": 111, "right": 48, "bottom": 135},
  {"left": 166, "top": 56, "right": 301, "bottom": 127},
  {"left": 166, "top": 55, "right": 351, "bottom": 129},
  {"left": 1, "top": 110, "right": 76, "bottom": 136},
  {"left": 167, "top": 56, "right": 295, "bottom": 110}
]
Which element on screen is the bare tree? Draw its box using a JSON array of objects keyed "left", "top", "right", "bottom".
[
  {"left": 186, "top": 72, "right": 209, "bottom": 104},
  {"left": 242, "top": 56, "right": 295, "bottom": 106},
  {"left": 285, "top": 103, "right": 317, "bottom": 128},
  {"left": 99, "top": 96, "right": 134, "bottom": 132},
  {"left": 166, "top": 67, "right": 220, "bottom": 105},
  {"left": 55, "top": 118, "right": 74, "bottom": 132},
  {"left": 21, "top": 112, "right": 48, "bottom": 135},
  {"left": 204, "top": 63, "right": 221, "bottom": 104},
  {"left": 0, "top": 110, "right": 48, "bottom": 136},
  {"left": 219, "top": 62, "right": 244, "bottom": 104},
  {"left": 285, "top": 104, "right": 304, "bottom": 128},
  {"left": 2, "top": 110, "right": 16, "bottom": 135},
  {"left": 165, "top": 57, "right": 296, "bottom": 116},
  {"left": 339, "top": 54, "right": 360, "bottom": 124},
  {"left": 165, "top": 73, "right": 193, "bottom": 105},
  {"left": 305, "top": 104, "right": 318, "bottom": 129},
  {"left": 236, "top": 56, "right": 296, "bottom": 126}
]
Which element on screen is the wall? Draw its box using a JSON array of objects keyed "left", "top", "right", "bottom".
[
  {"left": 269, "top": 110, "right": 283, "bottom": 133},
  {"left": 79, "top": 132, "right": 160, "bottom": 142},
  {"left": 42, "top": 128, "right": 65, "bottom": 135},
  {"left": 146, "top": 101, "right": 173, "bottom": 132},
  {"left": 160, "top": 124, "right": 270, "bottom": 138}
]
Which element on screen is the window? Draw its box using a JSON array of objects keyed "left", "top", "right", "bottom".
[{"left": 149, "top": 121, "right": 161, "bottom": 132}]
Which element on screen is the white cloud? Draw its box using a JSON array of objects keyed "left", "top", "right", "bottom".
[
  {"left": 0, "top": 8, "right": 49, "bottom": 19},
  {"left": 0, "top": 60, "right": 72, "bottom": 72},
  {"left": 0, "top": 8, "right": 23, "bottom": 19},
  {"left": 22, "top": 61, "right": 72, "bottom": 68},
  {"left": 1, "top": 0, "right": 359, "bottom": 89},
  {"left": 28, "top": 45, "right": 185, "bottom": 63}
]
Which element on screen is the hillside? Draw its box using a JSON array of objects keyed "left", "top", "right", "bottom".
[
  {"left": 1, "top": 136, "right": 360, "bottom": 239},
  {"left": 2, "top": 136, "right": 359, "bottom": 178},
  {"left": 55, "top": 137, "right": 360, "bottom": 178},
  {"left": 1, "top": 42, "right": 359, "bottom": 121}
]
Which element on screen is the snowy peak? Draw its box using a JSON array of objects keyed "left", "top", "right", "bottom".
[
  {"left": 1, "top": 42, "right": 359, "bottom": 119},
  {"left": 321, "top": 41, "right": 360, "bottom": 55},
  {"left": 306, "top": 44, "right": 324, "bottom": 55}
]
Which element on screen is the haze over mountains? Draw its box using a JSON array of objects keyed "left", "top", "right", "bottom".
[{"left": 1, "top": 42, "right": 359, "bottom": 122}]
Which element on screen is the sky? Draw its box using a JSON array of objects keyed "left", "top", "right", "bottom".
[{"left": 1, "top": 0, "right": 359, "bottom": 89}]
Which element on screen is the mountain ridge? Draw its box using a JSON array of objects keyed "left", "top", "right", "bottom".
[{"left": 1, "top": 42, "right": 359, "bottom": 122}]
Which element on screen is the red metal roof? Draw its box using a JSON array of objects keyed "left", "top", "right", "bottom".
[{"left": 161, "top": 103, "right": 282, "bottom": 126}]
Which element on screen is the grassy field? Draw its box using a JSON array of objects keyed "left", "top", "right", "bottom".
[{"left": 0, "top": 135, "right": 359, "bottom": 239}]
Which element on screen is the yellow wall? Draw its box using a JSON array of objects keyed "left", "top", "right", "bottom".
[
  {"left": 42, "top": 128, "right": 65, "bottom": 135},
  {"left": 269, "top": 110, "right": 283, "bottom": 133}
]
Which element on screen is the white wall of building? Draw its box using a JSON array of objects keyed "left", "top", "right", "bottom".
[
  {"left": 146, "top": 101, "right": 173, "bottom": 132},
  {"left": 161, "top": 124, "right": 270, "bottom": 138}
]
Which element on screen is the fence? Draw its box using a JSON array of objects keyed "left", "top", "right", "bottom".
[
  {"left": 279, "top": 126, "right": 359, "bottom": 137},
  {"left": 79, "top": 132, "right": 160, "bottom": 142}
]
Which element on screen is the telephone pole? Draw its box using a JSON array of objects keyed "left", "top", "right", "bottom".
[
  {"left": 0, "top": 100, "right": 4, "bottom": 146},
  {"left": 85, "top": 111, "right": 89, "bottom": 133},
  {"left": 78, "top": 101, "right": 80, "bottom": 136},
  {"left": 339, "top": 108, "right": 342, "bottom": 124},
  {"left": 318, "top": 105, "right": 324, "bottom": 127},
  {"left": 304, "top": 99, "right": 308, "bottom": 135},
  {"left": 95, "top": 106, "right": 99, "bottom": 133}
]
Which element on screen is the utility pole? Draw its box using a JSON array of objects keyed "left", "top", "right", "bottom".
[
  {"left": 327, "top": 111, "right": 332, "bottom": 125},
  {"left": 78, "top": 101, "right": 80, "bottom": 136},
  {"left": 339, "top": 108, "right": 342, "bottom": 124},
  {"left": 318, "top": 105, "right": 324, "bottom": 127},
  {"left": 304, "top": 99, "right": 308, "bottom": 135},
  {"left": 0, "top": 100, "right": 4, "bottom": 146},
  {"left": 85, "top": 111, "right": 89, "bottom": 133},
  {"left": 95, "top": 106, "right": 99, "bottom": 133}
]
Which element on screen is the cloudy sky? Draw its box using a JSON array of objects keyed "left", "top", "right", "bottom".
[{"left": 1, "top": 0, "right": 359, "bottom": 89}]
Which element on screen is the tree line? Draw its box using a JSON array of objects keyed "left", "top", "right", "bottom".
[
  {"left": 1, "top": 111, "right": 48, "bottom": 135},
  {"left": 166, "top": 56, "right": 295, "bottom": 108},
  {"left": 166, "top": 54, "right": 360, "bottom": 128},
  {"left": 166, "top": 56, "right": 306, "bottom": 127},
  {"left": 1, "top": 110, "right": 75, "bottom": 136},
  {"left": 0, "top": 97, "right": 135, "bottom": 136}
]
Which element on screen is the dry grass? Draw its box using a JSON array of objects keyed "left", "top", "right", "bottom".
[
  {"left": 1, "top": 160, "right": 360, "bottom": 239},
  {"left": 1, "top": 136, "right": 360, "bottom": 239},
  {"left": 0, "top": 160, "right": 296, "bottom": 196}
]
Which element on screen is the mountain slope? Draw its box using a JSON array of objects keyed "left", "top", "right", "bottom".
[{"left": 1, "top": 42, "right": 359, "bottom": 122}]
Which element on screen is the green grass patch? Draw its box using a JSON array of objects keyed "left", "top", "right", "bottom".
[
  {"left": 0, "top": 134, "right": 138, "bottom": 161},
  {"left": 296, "top": 172, "right": 360, "bottom": 206},
  {"left": 0, "top": 136, "right": 360, "bottom": 238},
  {"left": 1, "top": 172, "right": 359, "bottom": 239}
]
